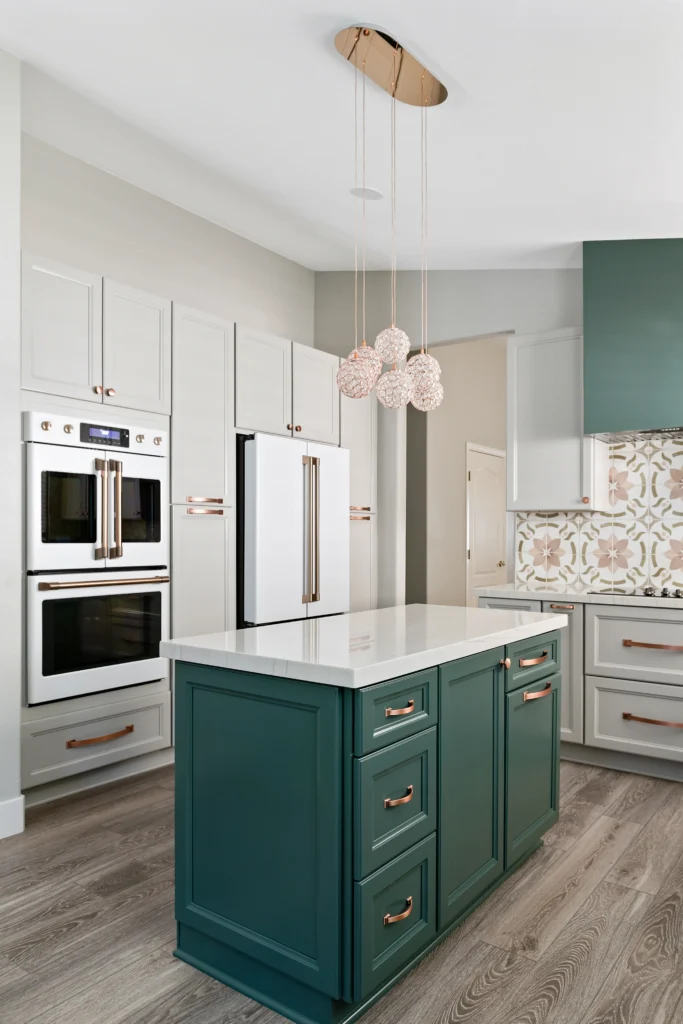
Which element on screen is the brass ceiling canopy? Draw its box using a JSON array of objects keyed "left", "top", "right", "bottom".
[{"left": 334, "top": 26, "right": 447, "bottom": 107}]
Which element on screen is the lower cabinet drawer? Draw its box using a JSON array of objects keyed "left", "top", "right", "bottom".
[
  {"left": 586, "top": 606, "right": 683, "bottom": 686},
  {"left": 21, "top": 692, "right": 172, "bottom": 788},
  {"left": 586, "top": 675, "right": 683, "bottom": 762},
  {"left": 506, "top": 631, "right": 561, "bottom": 692},
  {"left": 354, "top": 669, "right": 438, "bottom": 755},
  {"left": 353, "top": 833, "right": 437, "bottom": 1001},
  {"left": 353, "top": 728, "right": 436, "bottom": 878}
]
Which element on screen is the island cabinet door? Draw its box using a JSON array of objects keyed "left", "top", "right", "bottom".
[
  {"left": 505, "top": 674, "right": 561, "bottom": 868},
  {"left": 174, "top": 663, "right": 343, "bottom": 998},
  {"left": 438, "top": 649, "right": 505, "bottom": 930}
]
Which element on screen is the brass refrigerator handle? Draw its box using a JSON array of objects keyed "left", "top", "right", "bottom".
[
  {"left": 94, "top": 459, "right": 108, "bottom": 560},
  {"left": 302, "top": 455, "right": 313, "bottom": 604},
  {"left": 384, "top": 785, "right": 414, "bottom": 809},
  {"left": 623, "top": 639, "right": 683, "bottom": 652},
  {"left": 384, "top": 896, "right": 413, "bottom": 926},
  {"left": 66, "top": 725, "right": 134, "bottom": 748},
  {"left": 622, "top": 711, "right": 683, "bottom": 729},
  {"left": 519, "top": 651, "right": 548, "bottom": 667},
  {"left": 523, "top": 681, "right": 553, "bottom": 702},
  {"left": 313, "top": 456, "right": 320, "bottom": 602},
  {"left": 109, "top": 459, "right": 123, "bottom": 558},
  {"left": 39, "top": 576, "right": 170, "bottom": 591}
]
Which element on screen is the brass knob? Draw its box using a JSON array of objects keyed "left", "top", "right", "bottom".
[
  {"left": 154, "top": 436, "right": 162, "bottom": 446},
  {"left": 136, "top": 434, "right": 145, "bottom": 443},
  {"left": 500, "top": 657, "right": 511, "bottom": 669},
  {"left": 64, "top": 424, "right": 74, "bottom": 434},
  {"left": 41, "top": 420, "right": 51, "bottom": 431},
  {"left": 93, "top": 385, "right": 103, "bottom": 395},
  {"left": 287, "top": 423, "right": 294, "bottom": 430},
  {"left": 105, "top": 388, "right": 116, "bottom": 397},
  {"left": 497, "top": 559, "right": 506, "bottom": 568},
  {"left": 581, "top": 496, "right": 590, "bottom": 504},
  {"left": 295, "top": 425, "right": 302, "bottom": 432}
]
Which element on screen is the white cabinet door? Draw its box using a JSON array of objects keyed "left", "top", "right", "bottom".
[
  {"left": 507, "top": 329, "right": 610, "bottom": 512},
  {"left": 21, "top": 253, "right": 103, "bottom": 403},
  {"left": 341, "top": 392, "right": 377, "bottom": 512},
  {"left": 307, "top": 442, "right": 350, "bottom": 617},
  {"left": 542, "top": 600, "right": 584, "bottom": 744},
  {"left": 349, "top": 514, "right": 378, "bottom": 613},
  {"left": 172, "top": 505, "right": 235, "bottom": 637},
  {"left": 235, "top": 328, "right": 292, "bottom": 436},
  {"left": 172, "top": 305, "right": 235, "bottom": 507},
  {"left": 103, "top": 280, "right": 171, "bottom": 414},
  {"left": 293, "top": 344, "right": 340, "bottom": 445}
]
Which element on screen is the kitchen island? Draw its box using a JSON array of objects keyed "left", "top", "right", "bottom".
[{"left": 162, "top": 604, "right": 566, "bottom": 1024}]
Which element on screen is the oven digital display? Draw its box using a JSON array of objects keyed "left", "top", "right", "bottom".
[
  {"left": 79, "top": 423, "right": 130, "bottom": 447},
  {"left": 90, "top": 426, "right": 120, "bottom": 441}
]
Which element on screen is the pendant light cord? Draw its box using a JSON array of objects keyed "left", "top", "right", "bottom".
[
  {"left": 353, "top": 48, "right": 358, "bottom": 352},
  {"left": 420, "top": 76, "right": 429, "bottom": 355},
  {"left": 362, "top": 59, "right": 367, "bottom": 345}
]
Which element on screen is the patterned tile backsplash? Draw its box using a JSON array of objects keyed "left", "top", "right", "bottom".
[{"left": 517, "top": 438, "right": 683, "bottom": 590}]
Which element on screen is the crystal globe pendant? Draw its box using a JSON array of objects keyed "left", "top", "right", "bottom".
[
  {"left": 406, "top": 350, "right": 441, "bottom": 384},
  {"left": 375, "top": 325, "right": 410, "bottom": 365},
  {"left": 336, "top": 343, "right": 380, "bottom": 399},
  {"left": 411, "top": 376, "right": 444, "bottom": 411},
  {"left": 376, "top": 365, "right": 414, "bottom": 408}
]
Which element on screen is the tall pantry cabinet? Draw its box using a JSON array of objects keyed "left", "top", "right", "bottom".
[{"left": 341, "top": 392, "right": 378, "bottom": 613}]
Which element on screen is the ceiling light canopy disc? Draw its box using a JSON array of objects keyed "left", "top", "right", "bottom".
[
  {"left": 350, "top": 187, "right": 383, "bottom": 200},
  {"left": 335, "top": 27, "right": 448, "bottom": 107}
]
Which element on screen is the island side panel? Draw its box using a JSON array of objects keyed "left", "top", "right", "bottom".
[{"left": 174, "top": 662, "right": 343, "bottom": 998}]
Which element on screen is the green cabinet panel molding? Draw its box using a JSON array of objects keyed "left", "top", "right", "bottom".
[{"left": 174, "top": 638, "right": 561, "bottom": 1024}]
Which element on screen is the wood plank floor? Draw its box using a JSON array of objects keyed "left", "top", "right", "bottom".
[{"left": 1, "top": 762, "right": 683, "bottom": 1024}]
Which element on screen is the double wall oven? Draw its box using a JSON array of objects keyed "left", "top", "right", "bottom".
[{"left": 25, "top": 411, "right": 170, "bottom": 705}]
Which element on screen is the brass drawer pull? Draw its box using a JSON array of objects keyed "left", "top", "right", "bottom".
[
  {"left": 66, "top": 724, "right": 134, "bottom": 749},
  {"left": 499, "top": 657, "right": 511, "bottom": 669},
  {"left": 186, "top": 496, "right": 224, "bottom": 504},
  {"left": 350, "top": 506, "right": 371, "bottom": 511},
  {"left": 623, "top": 712, "right": 683, "bottom": 729},
  {"left": 623, "top": 639, "right": 683, "bottom": 652},
  {"left": 384, "top": 785, "right": 414, "bottom": 809},
  {"left": 384, "top": 896, "right": 413, "bottom": 926},
  {"left": 519, "top": 650, "right": 548, "bottom": 667},
  {"left": 385, "top": 699, "right": 415, "bottom": 718},
  {"left": 550, "top": 603, "right": 575, "bottom": 610},
  {"left": 187, "top": 508, "right": 224, "bottom": 515},
  {"left": 523, "top": 682, "right": 552, "bottom": 702},
  {"left": 350, "top": 515, "right": 371, "bottom": 520}
]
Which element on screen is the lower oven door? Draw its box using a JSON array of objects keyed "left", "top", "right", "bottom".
[{"left": 27, "top": 571, "right": 170, "bottom": 705}]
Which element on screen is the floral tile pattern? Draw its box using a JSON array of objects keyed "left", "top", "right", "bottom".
[
  {"left": 517, "top": 515, "right": 579, "bottom": 586},
  {"left": 650, "top": 441, "right": 683, "bottom": 518},
  {"left": 649, "top": 519, "right": 683, "bottom": 587}
]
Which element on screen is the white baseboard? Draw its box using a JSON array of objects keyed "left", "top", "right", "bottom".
[
  {"left": 0, "top": 794, "right": 25, "bottom": 839},
  {"left": 23, "top": 747, "right": 175, "bottom": 808}
]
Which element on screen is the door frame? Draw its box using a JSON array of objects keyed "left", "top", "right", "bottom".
[{"left": 465, "top": 443, "right": 510, "bottom": 606}]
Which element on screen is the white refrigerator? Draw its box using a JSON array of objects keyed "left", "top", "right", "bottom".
[{"left": 243, "top": 433, "right": 350, "bottom": 625}]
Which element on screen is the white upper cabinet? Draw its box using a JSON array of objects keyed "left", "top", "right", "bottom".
[
  {"left": 292, "top": 344, "right": 340, "bottom": 445},
  {"left": 103, "top": 280, "right": 171, "bottom": 414},
  {"left": 341, "top": 391, "right": 377, "bottom": 512},
  {"left": 235, "top": 328, "right": 292, "bottom": 436},
  {"left": 171, "top": 305, "right": 235, "bottom": 507},
  {"left": 21, "top": 254, "right": 103, "bottom": 403},
  {"left": 172, "top": 505, "right": 235, "bottom": 638},
  {"left": 507, "top": 329, "right": 610, "bottom": 512}
]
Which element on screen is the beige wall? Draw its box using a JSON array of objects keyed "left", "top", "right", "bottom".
[{"left": 22, "top": 136, "right": 315, "bottom": 343}]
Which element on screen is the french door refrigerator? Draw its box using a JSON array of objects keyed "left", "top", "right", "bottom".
[{"left": 242, "top": 433, "right": 349, "bottom": 625}]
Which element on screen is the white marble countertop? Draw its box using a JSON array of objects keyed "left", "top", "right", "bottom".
[
  {"left": 475, "top": 582, "right": 683, "bottom": 610},
  {"left": 161, "top": 604, "right": 567, "bottom": 689}
]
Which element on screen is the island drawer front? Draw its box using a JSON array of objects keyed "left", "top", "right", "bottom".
[
  {"left": 354, "top": 669, "right": 438, "bottom": 755},
  {"left": 585, "top": 675, "right": 683, "bottom": 761},
  {"left": 353, "top": 833, "right": 437, "bottom": 1001},
  {"left": 354, "top": 728, "right": 437, "bottom": 879},
  {"left": 586, "top": 606, "right": 683, "bottom": 686},
  {"left": 506, "top": 631, "right": 561, "bottom": 692}
]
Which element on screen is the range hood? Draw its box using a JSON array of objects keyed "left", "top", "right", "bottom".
[{"left": 584, "top": 239, "right": 683, "bottom": 440}]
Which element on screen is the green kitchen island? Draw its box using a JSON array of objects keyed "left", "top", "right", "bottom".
[{"left": 161, "top": 603, "right": 566, "bottom": 1024}]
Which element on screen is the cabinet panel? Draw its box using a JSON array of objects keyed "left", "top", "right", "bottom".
[
  {"left": 103, "top": 280, "right": 171, "bottom": 414},
  {"left": 235, "top": 328, "right": 292, "bottom": 435},
  {"left": 293, "top": 344, "right": 340, "bottom": 445},
  {"left": 172, "top": 506, "right": 235, "bottom": 638},
  {"left": 586, "top": 675, "right": 683, "bottom": 761},
  {"left": 172, "top": 305, "right": 235, "bottom": 506},
  {"left": 349, "top": 515, "right": 378, "bottom": 613},
  {"left": 21, "top": 253, "right": 103, "bottom": 402},
  {"left": 341, "top": 392, "right": 377, "bottom": 512},
  {"left": 439, "top": 649, "right": 505, "bottom": 928},
  {"left": 506, "top": 674, "right": 560, "bottom": 866},
  {"left": 542, "top": 601, "right": 584, "bottom": 743}
]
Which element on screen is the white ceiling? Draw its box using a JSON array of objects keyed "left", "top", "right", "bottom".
[{"left": 2, "top": 0, "right": 683, "bottom": 271}]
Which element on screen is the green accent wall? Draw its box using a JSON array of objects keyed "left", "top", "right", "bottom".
[{"left": 584, "top": 239, "right": 683, "bottom": 435}]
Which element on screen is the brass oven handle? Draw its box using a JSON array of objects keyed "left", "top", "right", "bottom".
[
  {"left": 384, "top": 896, "right": 413, "bottom": 926},
  {"left": 623, "top": 639, "right": 683, "bottom": 652},
  {"left": 623, "top": 712, "right": 683, "bottom": 729},
  {"left": 95, "top": 458, "right": 108, "bottom": 560},
  {"left": 109, "top": 459, "right": 123, "bottom": 558},
  {"left": 385, "top": 699, "right": 415, "bottom": 718},
  {"left": 39, "top": 576, "right": 169, "bottom": 591},
  {"left": 313, "top": 456, "right": 320, "bottom": 602},
  {"left": 350, "top": 515, "right": 371, "bottom": 520},
  {"left": 187, "top": 508, "right": 224, "bottom": 515},
  {"left": 350, "top": 506, "right": 371, "bottom": 511},
  {"left": 186, "top": 496, "right": 224, "bottom": 504},
  {"left": 384, "top": 785, "right": 414, "bottom": 809},
  {"left": 302, "top": 455, "right": 313, "bottom": 604},
  {"left": 550, "top": 603, "right": 575, "bottom": 610},
  {"left": 523, "top": 681, "right": 552, "bottom": 702},
  {"left": 66, "top": 725, "right": 134, "bottom": 749},
  {"left": 519, "top": 651, "right": 548, "bottom": 667}
]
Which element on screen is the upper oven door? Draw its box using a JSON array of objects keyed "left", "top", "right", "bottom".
[
  {"left": 106, "top": 451, "right": 169, "bottom": 569},
  {"left": 26, "top": 442, "right": 108, "bottom": 571}
]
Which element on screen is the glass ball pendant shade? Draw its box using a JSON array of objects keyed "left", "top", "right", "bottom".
[
  {"left": 376, "top": 367, "right": 414, "bottom": 408},
  {"left": 406, "top": 351, "right": 441, "bottom": 383},
  {"left": 411, "top": 376, "right": 444, "bottom": 412},
  {"left": 355, "top": 342, "right": 382, "bottom": 384},
  {"left": 375, "top": 325, "right": 410, "bottom": 365},
  {"left": 336, "top": 350, "right": 376, "bottom": 399}
]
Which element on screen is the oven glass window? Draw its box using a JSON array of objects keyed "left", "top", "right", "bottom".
[
  {"left": 41, "top": 471, "right": 97, "bottom": 544},
  {"left": 42, "top": 592, "right": 162, "bottom": 676},
  {"left": 121, "top": 477, "right": 161, "bottom": 543}
]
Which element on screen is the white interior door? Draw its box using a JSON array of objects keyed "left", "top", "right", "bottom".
[
  {"left": 292, "top": 344, "right": 340, "bottom": 444},
  {"left": 307, "top": 442, "right": 349, "bottom": 617},
  {"left": 467, "top": 446, "right": 508, "bottom": 605}
]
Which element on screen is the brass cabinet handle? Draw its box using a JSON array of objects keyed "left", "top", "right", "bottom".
[
  {"left": 550, "top": 603, "right": 575, "bottom": 610},
  {"left": 384, "top": 896, "right": 413, "bottom": 926},
  {"left": 385, "top": 699, "right": 415, "bottom": 718},
  {"left": 94, "top": 458, "right": 108, "bottom": 560},
  {"left": 186, "top": 496, "right": 223, "bottom": 504},
  {"left": 581, "top": 496, "right": 590, "bottom": 504},
  {"left": 39, "top": 576, "right": 169, "bottom": 591},
  {"left": 384, "top": 785, "right": 414, "bottom": 809},
  {"left": 519, "top": 650, "right": 548, "bottom": 667},
  {"left": 623, "top": 712, "right": 683, "bottom": 729},
  {"left": 187, "top": 508, "right": 224, "bottom": 515},
  {"left": 350, "top": 506, "right": 371, "bottom": 511},
  {"left": 523, "top": 681, "right": 552, "bottom": 702},
  {"left": 350, "top": 515, "right": 371, "bottom": 520},
  {"left": 499, "top": 657, "right": 511, "bottom": 669},
  {"left": 623, "top": 639, "right": 683, "bottom": 652},
  {"left": 287, "top": 424, "right": 294, "bottom": 430},
  {"left": 93, "top": 385, "right": 103, "bottom": 395},
  {"left": 66, "top": 724, "right": 134, "bottom": 749},
  {"left": 109, "top": 459, "right": 123, "bottom": 558},
  {"left": 295, "top": 425, "right": 302, "bottom": 431},
  {"left": 105, "top": 387, "right": 116, "bottom": 397}
]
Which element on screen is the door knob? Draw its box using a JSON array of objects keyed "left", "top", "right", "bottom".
[
  {"left": 497, "top": 559, "right": 506, "bottom": 568},
  {"left": 105, "top": 388, "right": 116, "bottom": 397}
]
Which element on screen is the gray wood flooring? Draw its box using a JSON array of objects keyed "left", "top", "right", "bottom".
[{"left": 1, "top": 761, "right": 683, "bottom": 1023}]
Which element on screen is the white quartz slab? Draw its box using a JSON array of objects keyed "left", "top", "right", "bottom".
[
  {"left": 475, "top": 582, "right": 683, "bottom": 611},
  {"left": 161, "top": 604, "right": 567, "bottom": 688}
]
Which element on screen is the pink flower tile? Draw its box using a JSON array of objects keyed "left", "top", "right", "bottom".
[
  {"left": 650, "top": 441, "right": 683, "bottom": 519},
  {"left": 649, "top": 520, "right": 683, "bottom": 588},
  {"left": 579, "top": 518, "right": 648, "bottom": 589},
  {"left": 517, "top": 516, "right": 579, "bottom": 586},
  {"left": 609, "top": 443, "right": 649, "bottom": 518}
]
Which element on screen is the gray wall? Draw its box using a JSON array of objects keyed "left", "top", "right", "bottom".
[{"left": 23, "top": 136, "right": 315, "bottom": 344}]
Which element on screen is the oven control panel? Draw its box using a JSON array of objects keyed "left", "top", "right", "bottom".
[
  {"left": 23, "top": 412, "right": 167, "bottom": 456},
  {"left": 80, "top": 423, "right": 130, "bottom": 447}
]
